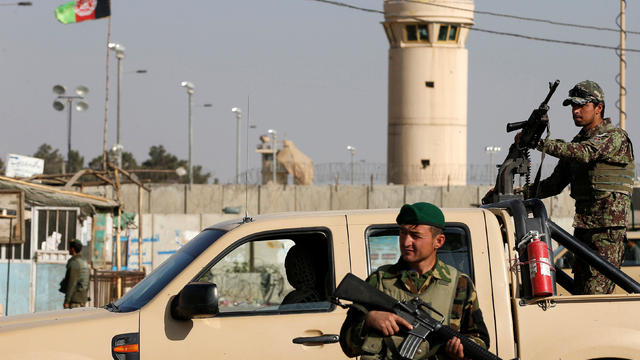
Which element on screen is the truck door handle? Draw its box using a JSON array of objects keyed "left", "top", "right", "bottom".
[{"left": 292, "top": 334, "right": 339, "bottom": 344}]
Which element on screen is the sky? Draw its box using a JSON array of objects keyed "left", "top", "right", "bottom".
[{"left": 0, "top": 0, "right": 637, "bottom": 184}]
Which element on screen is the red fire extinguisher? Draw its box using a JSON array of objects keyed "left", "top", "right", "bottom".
[{"left": 527, "top": 232, "right": 553, "bottom": 297}]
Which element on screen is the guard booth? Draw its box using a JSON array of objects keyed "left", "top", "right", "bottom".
[{"left": 0, "top": 174, "right": 146, "bottom": 315}]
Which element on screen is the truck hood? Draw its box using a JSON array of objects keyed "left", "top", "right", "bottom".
[
  {"left": 0, "top": 307, "right": 109, "bottom": 329},
  {"left": 0, "top": 307, "right": 139, "bottom": 359}
]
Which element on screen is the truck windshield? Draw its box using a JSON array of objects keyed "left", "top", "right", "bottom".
[{"left": 113, "top": 229, "right": 227, "bottom": 312}]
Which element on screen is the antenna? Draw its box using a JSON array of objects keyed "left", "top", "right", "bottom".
[{"left": 242, "top": 95, "right": 253, "bottom": 223}]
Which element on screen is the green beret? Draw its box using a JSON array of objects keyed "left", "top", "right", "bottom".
[{"left": 396, "top": 202, "right": 445, "bottom": 229}]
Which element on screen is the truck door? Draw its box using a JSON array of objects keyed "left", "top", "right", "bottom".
[{"left": 139, "top": 216, "right": 350, "bottom": 359}]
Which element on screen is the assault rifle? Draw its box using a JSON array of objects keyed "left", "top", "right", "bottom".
[
  {"left": 482, "top": 80, "right": 560, "bottom": 204},
  {"left": 334, "top": 273, "right": 501, "bottom": 360}
]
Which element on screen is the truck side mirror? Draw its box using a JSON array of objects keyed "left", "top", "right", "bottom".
[{"left": 170, "top": 282, "right": 219, "bottom": 321}]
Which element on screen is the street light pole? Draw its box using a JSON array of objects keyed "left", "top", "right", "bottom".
[
  {"left": 108, "top": 43, "right": 125, "bottom": 168},
  {"left": 268, "top": 129, "right": 277, "bottom": 184},
  {"left": 232, "top": 108, "right": 242, "bottom": 184},
  {"left": 66, "top": 98, "right": 72, "bottom": 169},
  {"left": 180, "top": 81, "right": 195, "bottom": 186},
  {"left": 347, "top": 145, "right": 356, "bottom": 184},
  {"left": 52, "top": 85, "right": 88, "bottom": 174},
  {"left": 484, "top": 146, "right": 501, "bottom": 185}
]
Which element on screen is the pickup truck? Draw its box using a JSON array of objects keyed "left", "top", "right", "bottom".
[{"left": 1, "top": 199, "right": 639, "bottom": 359}]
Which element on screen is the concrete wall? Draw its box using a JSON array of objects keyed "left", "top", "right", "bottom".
[
  {"left": 113, "top": 183, "right": 577, "bottom": 217},
  {"left": 102, "top": 183, "right": 581, "bottom": 274}
]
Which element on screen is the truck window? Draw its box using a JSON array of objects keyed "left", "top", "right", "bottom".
[
  {"left": 114, "top": 229, "right": 227, "bottom": 312},
  {"left": 365, "top": 224, "right": 474, "bottom": 281},
  {"left": 194, "top": 229, "right": 333, "bottom": 314}
]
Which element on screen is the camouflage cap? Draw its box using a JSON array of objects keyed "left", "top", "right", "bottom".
[
  {"left": 562, "top": 80, "right": 604, "bottom": 106},
  {"left": 396, "top": 202, "right": 445, "bottom": 229}
]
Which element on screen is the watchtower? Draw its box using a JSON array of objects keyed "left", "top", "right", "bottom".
[{"left": 384, "top": 0, "right": 474, "bottom": 185}]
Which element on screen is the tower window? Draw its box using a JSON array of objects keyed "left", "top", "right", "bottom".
[
  {"left": 405, "top": 24, "right": 428, "bottom": 43},
  {"left": 437, "top": 24, "right": 459, "bottom": 42}
]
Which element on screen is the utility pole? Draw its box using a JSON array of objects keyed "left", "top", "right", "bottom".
[{"left": 619, "top": 0, "right": 626, "bottom": 130}]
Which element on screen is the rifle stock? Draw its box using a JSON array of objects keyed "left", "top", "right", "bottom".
[{"left": 335, "top": 273, "right": 502, "bottom": 360}]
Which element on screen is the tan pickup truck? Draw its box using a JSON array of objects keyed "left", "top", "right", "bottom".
[{"left": 1, "top": 199, "right": 639, "bottom": 359}]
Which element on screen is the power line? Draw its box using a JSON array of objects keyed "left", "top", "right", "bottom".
[
  {"left": 469, "top": 25, "right": 640, "bottom": 53},
  {"left": 402, "top": 0, "right": 640, "bottom": 35},
  {"left": 309, "top": 0, "right": 382, "bottom": 14},
  {"left": 307, "top": 0, "right": 640, "bottom": 53}
]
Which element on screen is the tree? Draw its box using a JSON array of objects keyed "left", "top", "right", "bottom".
[
  {"left": 88, "top": 151, "right": 138, "bottom": 170},
  {"left": 0, "top": 156, "right": 4, "bottom": 175},
  {"left": 142, "top": 145, "right": 184, "bottom": 169},
  {"left": 139, "top": 145, "right": 187, "bottom": 183},
  {"left": 140, "top": 145, "right": 210, "bottom": 184},
  {"left": 67, "top": 150, "right": 84, "bottom": 173},
  {"left": 33, "top": 144, "right": 64, "bottom": 174},
  {"left": 191, "top": 165, "right": 211, "bottom": 184}
]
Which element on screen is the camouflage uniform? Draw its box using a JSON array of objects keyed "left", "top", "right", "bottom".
[
  {"left": 339, "top": 258, "right": 489, "bottom": 359},
  {"left": 533, "top": 81, "right": 634, "bottom": 294},
  {"left": 60, "top": 254, "right": 90, "bottom": 307}
]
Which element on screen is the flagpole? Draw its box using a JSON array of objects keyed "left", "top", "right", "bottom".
[{"left": 103, "top": 14, "right": 112, "bottom": 171}]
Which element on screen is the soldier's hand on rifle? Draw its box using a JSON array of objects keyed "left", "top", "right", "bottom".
[
  {"left": 445, "top": 336, "right": 467, "bottom": 360},
  {"left": 514, "top": 131, "right": 523, "bottom": 143},
  {"left": 365, "top": 310, "right": 413, "bottom": 336}
]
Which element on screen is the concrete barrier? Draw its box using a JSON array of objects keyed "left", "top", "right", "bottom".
[
  {"left": 149, "top": 184, "right": 185, "bottom": 213},
  {"left": 331, "top": 185, "right": 367, "bottom": 210},
  {"left": 120, "top": 184, "right": 150, "bottom": 213},
  {"left": 405, "top": 186, "right": 442, "bottom": 206},
  {"left": 368, "top": 185, "right": 405, "bottom": 209},
  {"left": 103, "top": 183, "right": 578, "bottom": 219},
  {"left": 149, "top": 214, "right": 201, "bottom": 268},
  {"left": 295, "top": 186, "right": 331, "bottom": 211},
  {"left": 222, "top": 185, "right": 259, "bottom": 216},
  {"left": 187, "top": 184, "right": 223, "bottom": 214},
  {"left": 259, "top": 184, "right": 295, "bottom": 214},
  {"left": 442, "top": 186, "right": 481, "bottom": 208}
]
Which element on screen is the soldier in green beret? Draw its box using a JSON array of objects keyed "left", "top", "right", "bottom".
[
  {"left": 339, "top": 202, "right": 489, "bottom": 360},
  {"left": 59, "top": 239, "right": 90, "bottom": 308},
  {"left": 528, "top": 80, "right": 634, "bottom": 294}
]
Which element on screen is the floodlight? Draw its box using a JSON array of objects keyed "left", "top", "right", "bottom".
[
  {"left": 53, "top": 84, "right": 66, "bottom": 95},
  {"left": 53, "top": 100, "right": 65, "bottom": 111},
  {"left": 75, "top": 85, "right": 89, "bottom": 96},
  {"left": 75, "top": 101, "right": 88, "bottom": 112}
]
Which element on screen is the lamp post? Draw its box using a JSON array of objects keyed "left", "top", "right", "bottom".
[
  {"left": 231, "top": 107, "right": 242, "bottom": 184},
  {"left": 484, "top": 146, "right": 501, "bottom": 185},
  {"left": 52, "top": 85, "right": 89, "bottom": 174},
  {"left": 347, "top": 145, "right": 356, "bottom": 184},
  {"left": 108, "top": 42, "right": 125, "bottom": 168},
  {"left": 180, "top": 81, "right": 195, "bottom": 186},
  {"left": 268, "top": 129, "right": 277, "bottom": 184}
]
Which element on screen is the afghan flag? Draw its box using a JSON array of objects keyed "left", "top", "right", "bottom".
[{"left": 55, "top": 0, "right": 110, "bottom": 24}]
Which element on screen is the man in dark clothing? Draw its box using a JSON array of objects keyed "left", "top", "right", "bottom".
[
  {"left": 339, "top": 202, "right": 489, "bottom": 360},
  {"left": 529, "top": 80, "right": 634, "bottom": 294},
  {"left": 60, "top": 239, "right": 90, "bottom": 308}
]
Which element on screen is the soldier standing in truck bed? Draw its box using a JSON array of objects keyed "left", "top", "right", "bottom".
[{"left": 529, "top": 80, "right": 634, "bottom": 294}]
